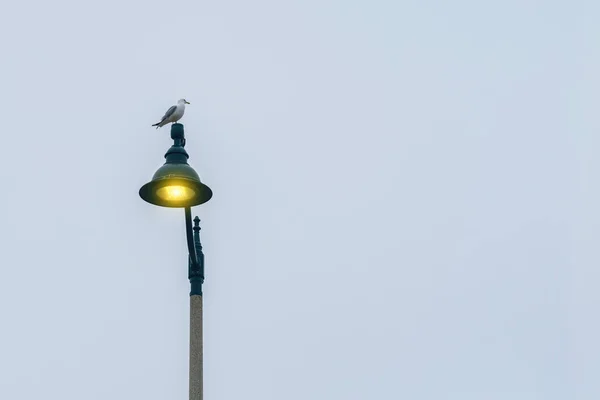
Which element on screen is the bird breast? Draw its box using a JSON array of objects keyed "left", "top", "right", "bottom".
[{"left": 171, "top": 105, "right": 185, "bottom": 122}]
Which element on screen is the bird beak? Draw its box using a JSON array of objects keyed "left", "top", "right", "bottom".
[{"left": 185, "top": 100, "right": 190, "bottom": 104}]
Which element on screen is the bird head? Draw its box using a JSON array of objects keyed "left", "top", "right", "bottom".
[{"left": 178, "top": 98, "right": 191, "bottom": 104}]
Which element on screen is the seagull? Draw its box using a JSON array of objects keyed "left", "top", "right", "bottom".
[{"left": 152, "top": 99, "right": 190, "bottom": 128}]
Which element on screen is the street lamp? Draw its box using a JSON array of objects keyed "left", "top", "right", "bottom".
[{"left": 139, "top": 122, "right": 212, "bottom": 400}]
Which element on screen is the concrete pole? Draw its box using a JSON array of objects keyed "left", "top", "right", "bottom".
[{"left": 190, "top": 295, "right": 203, "bottom": 400}]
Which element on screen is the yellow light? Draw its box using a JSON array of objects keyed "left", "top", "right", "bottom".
[{"left": 156, "top": 185, "right": 196, "bottom": 202}]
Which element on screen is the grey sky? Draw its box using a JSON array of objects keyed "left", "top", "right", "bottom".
[{"left": 0, "top": 0, "right": 595, "bottom": 398}]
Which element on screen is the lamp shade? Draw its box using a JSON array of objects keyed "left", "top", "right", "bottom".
[{"left": 139, "top": 123, "right": 213, "bottom": 208}]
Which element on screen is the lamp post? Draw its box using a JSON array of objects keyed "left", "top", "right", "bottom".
[{"left": 139, "top": 122, "right": 212, "bottom": 400}]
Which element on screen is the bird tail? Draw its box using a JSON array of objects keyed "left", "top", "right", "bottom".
[{"left": 152, "top": 122, "right": 160, "bottom": 129}]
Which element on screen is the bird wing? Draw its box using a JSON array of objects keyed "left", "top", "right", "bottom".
[{"left": 160, "top": 105, "right": 178, "bottom": 122}]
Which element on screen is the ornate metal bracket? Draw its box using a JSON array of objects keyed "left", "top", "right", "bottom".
[{"left": 185, "top": 207, "right": 205, "bottom": 296}]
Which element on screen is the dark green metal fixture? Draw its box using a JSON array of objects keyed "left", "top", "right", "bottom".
[
  {"left": 139, "top": 123, "right": 212, "bottom": 208},
  {"left": 139, "top": 123, "right": 212, "bottom": 295},
  {"left": 189, "top": 215, "right": 205, "bottom": 296}
]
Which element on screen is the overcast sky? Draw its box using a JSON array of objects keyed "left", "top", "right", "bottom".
[{"left": 0, "top": 0, "right": 597, "bottom": 399}]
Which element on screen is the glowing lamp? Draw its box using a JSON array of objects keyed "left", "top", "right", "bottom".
[{"left": 139, "top": 123, "right": 213, "bottom": 208}]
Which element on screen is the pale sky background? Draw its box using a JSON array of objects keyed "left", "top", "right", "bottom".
[{"left": 0, "top": 0, "right": 597, "bottom": 399}]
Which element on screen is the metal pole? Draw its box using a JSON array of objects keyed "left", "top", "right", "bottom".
[{"left": 190, "top": 295, "right": 203, "bottom": 400}]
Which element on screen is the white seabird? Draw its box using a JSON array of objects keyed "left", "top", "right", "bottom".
[{"left": 152, "top": 99, "right": 190, "bottom": 128}]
